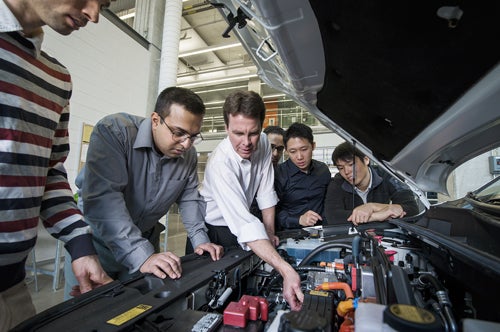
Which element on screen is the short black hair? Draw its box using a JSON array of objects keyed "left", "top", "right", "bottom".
[
  {"left": 284, "top": 122, "right": 313, "bottom": 147},
  {"left": 223, "top": 90, "right": 265, "bottom": 127},
  {"left": 264, "top": 125, "right": 285, "bottom": 137},
  {"left": 332, "top": 142, "right": 366, "bottom": 166},
  {"left": 154, "top": 87, "right": 205, "bottom": 118}
]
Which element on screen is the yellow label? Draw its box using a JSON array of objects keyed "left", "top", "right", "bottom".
[
  {"left": 389, "top": 304, "right": 435, "bottom": 324},
  {"left": 106, "top": 304, "right": 152, "bottom": 326},
  {"left": 309, "top": 290, "right": 329, "bottom": 297}
]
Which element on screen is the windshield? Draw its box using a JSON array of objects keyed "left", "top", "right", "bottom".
[
  {"left": 472, "top": 176, "right": 500, "bottom": 205},
  {"left": 464, "top": 177, "right": 500, "bottom": 217}
]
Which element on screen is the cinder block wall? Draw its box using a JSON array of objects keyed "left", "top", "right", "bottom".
[{"left": 43, "top": 17, "right": 152, "bottom": 193}]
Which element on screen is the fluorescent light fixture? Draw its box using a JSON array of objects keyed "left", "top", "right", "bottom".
[
  {"left": 263, "top": 93, "right": 286, "bottom": 100},
  {"left": 119, "top": 12, "right": 135, "bottom": 20},
  {"left": 194, "top": 84, "right": 248, "bottom": 94},
  {"left": 179, "top": 42, "right": 241, "bottom": 58},
  {"left": 178, "top": 74, "right": 258, "bottom": 88},
  {"left": 204, "top": 100, "right": 226, "bottom": 106}
]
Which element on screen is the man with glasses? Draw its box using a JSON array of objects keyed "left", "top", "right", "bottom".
[
  {"left": 250, "top": 126, "right": 285, "bottom": 220},
  {"left": 264, "top": 126, "right": 286, "bottom": 167},
  {"left": 64, "top": 87, "right": 223, "bottom": 297}
]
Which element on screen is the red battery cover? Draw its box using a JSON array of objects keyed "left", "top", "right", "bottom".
[{"left": 223, "top": 295, "right": 269, "bottom": 328}]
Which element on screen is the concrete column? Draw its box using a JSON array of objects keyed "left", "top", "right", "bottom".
[
  {"left": 158, "top": 0, "right": 183, "bottom": 91},
  {"left": 248, "top": 77, "right": 261, "bottom": 94},
  {"left": 133, "top": 0, "right": 150, "bottom": 39},
  {"left": 132, "top": 0, "right": 166, "bottom": 115}
]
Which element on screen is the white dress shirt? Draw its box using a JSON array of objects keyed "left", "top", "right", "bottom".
[{"left": 200, "top": 133, "right": 278, "bottom": 250}]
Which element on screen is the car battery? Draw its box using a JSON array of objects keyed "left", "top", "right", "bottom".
[{"left": 282, "top": 237, "right": 342, "bottom": 265}]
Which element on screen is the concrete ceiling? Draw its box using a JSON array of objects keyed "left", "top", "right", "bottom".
[{"left": 109, "top": 0, "right": 256, "bottom": 89}]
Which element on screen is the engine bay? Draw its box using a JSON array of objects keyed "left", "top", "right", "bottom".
[{"left": 14, "top": 220, "right": 500, "bottom": 332}]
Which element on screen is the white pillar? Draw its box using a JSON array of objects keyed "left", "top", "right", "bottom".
[
  {"left": 248, "top": 77, "right": 261, "bottom": 94},
  {"left": 158, "top": 0, "right": 183, "bottom": 91}
]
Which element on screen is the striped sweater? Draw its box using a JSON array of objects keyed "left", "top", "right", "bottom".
[{"left": 0, "top": 30, "right": 95, "bottom": 291}]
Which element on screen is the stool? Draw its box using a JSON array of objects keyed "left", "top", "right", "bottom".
[
  {"left": 160, "top": 212, "right": 169, "bottom": 252},
  {"left": 25, "top": 240, "right": 64, "bottom": 292}
]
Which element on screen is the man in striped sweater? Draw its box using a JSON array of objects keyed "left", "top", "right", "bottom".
[{"left": 0, "top": 0, "right": 113, "bottom": 330}]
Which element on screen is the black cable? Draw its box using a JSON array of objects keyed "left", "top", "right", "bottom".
[
  {"left": 298, "top": 243, "right": 352, "bottom": 267},
  {"left": 350, "top": 140, "right": 359, "bottom": 234},
  {"left": 418, "top": 274, "right": 458, "bottom": 332},
  {"left": 295, "top": 266, "right": 327, "bottom": 273}
]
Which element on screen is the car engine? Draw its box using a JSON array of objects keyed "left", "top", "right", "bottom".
[{"left": 13, "top": 222, "right": 500, "bottom": 332}]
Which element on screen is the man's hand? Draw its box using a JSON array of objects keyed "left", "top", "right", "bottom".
[
  {"left": 247, "top": 239, "right": 303, "bottom": 311},
  {"left": 282, "top": 267, "right": 304, "bottom": 311},
  {"left": 373, "top": 204, "right": 406, "bottom": 221},
  {"left": 71, "top": 255, "right": 112, "bottom": 297},
  {"left": 349, "top": 203, "right": 407, "bottom": 225},
  {"left": 348, "top": 204, "right": 374, "bottom": 225},
  {"left": 299, "top": 210, "right": 322, "bottom": 227},
  {"left": 194, "top": 243, "right": 224, "bottom": 261},
  {"left": 140, "top": 252, "right": 182, "bottom": 279}
]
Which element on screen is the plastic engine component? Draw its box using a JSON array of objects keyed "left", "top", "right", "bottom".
[{"left": 223, "top": 295, "right": 269, "bottom": 328}]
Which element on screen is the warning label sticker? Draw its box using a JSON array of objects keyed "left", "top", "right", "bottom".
[{"left": 107, "top": 304, "right": 152, "bottom": 326}]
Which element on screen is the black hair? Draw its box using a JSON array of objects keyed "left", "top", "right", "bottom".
[
  {"left": 263, "top": 125, "right": 285, "bottom": 137},
  {"left": 331, "top": 142, "right": 366, "bottom": 166},
  {"left": 284, "top": 122, "right": 313, "bottom": 147},
  {"left": 154, "top": 87, "right": 205, "bottom": 117}
]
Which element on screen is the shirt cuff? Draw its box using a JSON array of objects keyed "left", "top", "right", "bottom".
[
  {"left": 64, "top": 233, "right": 97, "bottom": 261},
  {"left": 237, "top": 222, "right": 269, "bottom": 250},
  {"left": 189, "top": 230, "right": 211, "bottom": 249},
  {"left": 256, "top": 191, "right": 279, "bottom": 210},
  {"left": 121, "top": 241, "right": 155, "bottom": 273}
]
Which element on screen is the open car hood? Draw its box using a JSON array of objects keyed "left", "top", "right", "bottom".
[{"left": 212, "top": 0, "right": 500, "bottom": 195}]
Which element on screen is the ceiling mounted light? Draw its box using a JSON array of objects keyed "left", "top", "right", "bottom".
[
  {"left": 179, "top": 42, "right": 241, "bottom": 58},
  {"left": 178, "top": 73, "right": 258, "bottom": 88}
]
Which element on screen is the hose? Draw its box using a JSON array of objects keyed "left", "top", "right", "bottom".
[
  {"left": 315, "top": 281, "right": 354, "bottom": 299},
  {"left": 352, "top": 235, "right": 361, "bottom": 267},
  {"left": 298, "top": 243, "right": 352, "bottom": 267},
  {"left": 295, "top": 266, "right": 327, "bottom": 273},
  {"left": 418, "top": 274, "right": 458, "bottom": 332}
]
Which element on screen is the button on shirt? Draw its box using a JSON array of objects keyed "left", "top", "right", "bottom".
[
  {"left": 80, "top": 113, "right": 209, "bottom": 272},
  {"left": 275, "top": 159, "right": 332, "bottom": 229},
  {"left": 200, "top": 134, "right": 278, "bottom": 250}
]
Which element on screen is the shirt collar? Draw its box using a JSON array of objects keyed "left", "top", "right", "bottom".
[
  {"left": 0, "top": 0, "right": 23, "bottom": 32},
  {"left": 133, "top": 118, "right": 186, "bottom": 160},
  {"left": 133, "top": 118, "right": 153, "bottom": 149},
  {"left": 354, "top": 167, "right": 373, "bottom": 195},
  {"left": 286, "top": 158, "right": 313, "bottom": 175},
  {"left": 0, "top": 1, "right": 44, "bottom": 56}
]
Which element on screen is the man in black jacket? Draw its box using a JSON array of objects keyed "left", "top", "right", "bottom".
[{"left": 324, "top": 142, "right": 419, "bottom": 225}]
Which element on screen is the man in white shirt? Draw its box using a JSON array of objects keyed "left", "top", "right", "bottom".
[{"left": 200, "top": 90, "right": 304, "bottom": 311}]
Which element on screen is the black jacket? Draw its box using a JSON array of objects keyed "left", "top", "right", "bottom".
[{"left": 324, "top": 166, "right": 419, "bottom": 224}]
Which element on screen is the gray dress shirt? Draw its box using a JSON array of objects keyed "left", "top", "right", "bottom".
[{"left": 79, "top": 113, "right": 209, "bottom": 273}]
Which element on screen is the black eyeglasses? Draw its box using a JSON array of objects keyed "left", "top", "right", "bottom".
[
  {"left": 271, "top": 144, "right": 285, "bottom": 153},
  {"left": 159, "top": 115, "right": 203, "bottom": 145}
]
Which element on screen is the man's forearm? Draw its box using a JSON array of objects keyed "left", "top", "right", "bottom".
[
  {"left": 247, "top": 239, "right": 292, "bottom": 275},
  {"left": 261, "top": 207, "right": 276, "bottom": 236}
]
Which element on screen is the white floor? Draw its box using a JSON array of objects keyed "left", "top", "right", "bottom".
[{"left": 26, "top": 215, "right": 187, "bottom": 315}]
